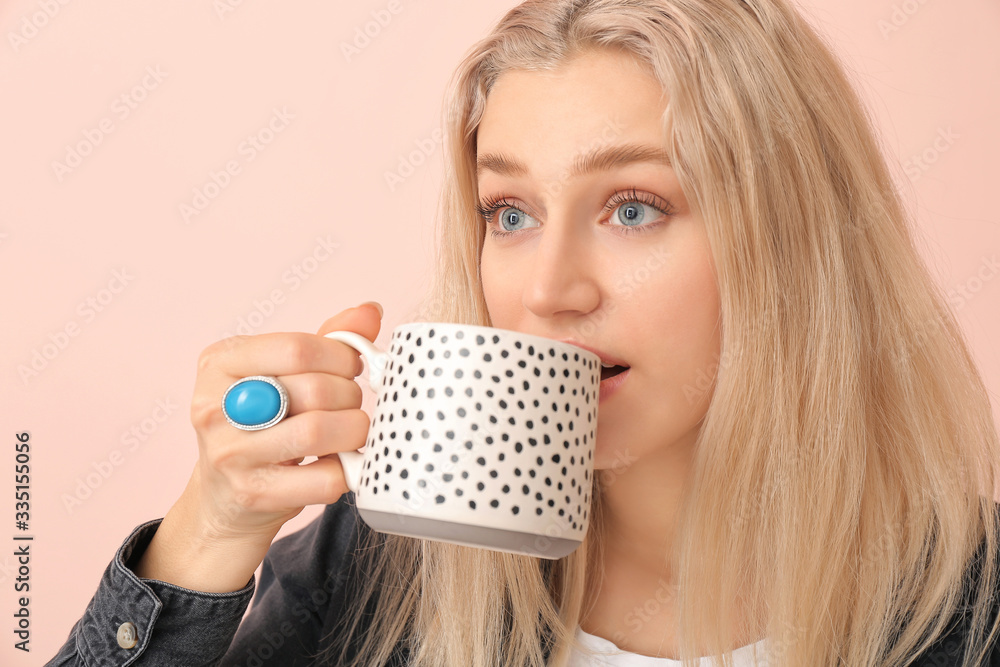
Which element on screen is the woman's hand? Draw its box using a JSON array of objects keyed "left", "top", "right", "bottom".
[{"left": 133, "top": 302, "right": 382, "bottom": 592}]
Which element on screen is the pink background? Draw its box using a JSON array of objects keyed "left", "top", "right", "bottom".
[{"left": 0, "top": 0, "right": 997, "bottom": 663}]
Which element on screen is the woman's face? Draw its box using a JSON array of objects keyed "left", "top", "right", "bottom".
[{"left": 477, "top": 47, "right": 722, "bottom": 472}]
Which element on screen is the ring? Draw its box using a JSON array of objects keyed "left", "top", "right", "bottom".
[{"left": 222, "top": 375, "right": 289, "bottom": 431}]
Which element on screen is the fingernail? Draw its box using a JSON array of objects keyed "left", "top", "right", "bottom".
[{"left": 360, "top": 301, "right": 383, "bottom": 317}]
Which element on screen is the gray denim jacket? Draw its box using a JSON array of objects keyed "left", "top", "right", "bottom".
[
  {"left": 45, "top": 491, "right": 400, "bottom": 666},
  {"left": 46, "top": 491, "right": 1000, "bottom": 666}
]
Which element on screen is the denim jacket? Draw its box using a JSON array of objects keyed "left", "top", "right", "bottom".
[
  {"left": 46, "top": 491, "right": 409, "bottom": 666},
  {"left": 47, "top": 491, "right": 1000, "bottom": 666}
]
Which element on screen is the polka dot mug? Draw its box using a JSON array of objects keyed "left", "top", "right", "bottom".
[{"left": 324, "top": 322, "right": 601, "bottom": 559}]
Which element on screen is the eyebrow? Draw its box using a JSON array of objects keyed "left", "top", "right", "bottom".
[{"left": 476, "top": 143, "right": 672, "bottom": 179}]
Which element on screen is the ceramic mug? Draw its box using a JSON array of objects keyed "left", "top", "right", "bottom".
[{"left": 324, "top": 322, "right": 601, "bottom": 559}]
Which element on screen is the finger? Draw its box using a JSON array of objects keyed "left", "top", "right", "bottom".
[
  {"left": 311, "top": 301, "right": 382, "bottom": 380},
  {"left": 213, "top": 408, "right": 371, "bottom": 469},
  {"left": 316, "top": 301, "right": 382, "bottom": 340},
  {"left": 279, "top": 372, "right": 364, "bottom": 416},
  {"left": 193, "top": 368, "right": 366, "bottom": 437},
  {"left": 192, "top": 303, "right": 383, "bottom": 435},
  {"left": 239, "top": 457, "right": 355, "bottom": 511},
  {"left": 200, "top": 331, "right": 363, "bottom": 381}
]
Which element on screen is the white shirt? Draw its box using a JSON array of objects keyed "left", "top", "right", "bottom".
[{"left": 567, "top": 626, "right": 770, "bottom": 666}]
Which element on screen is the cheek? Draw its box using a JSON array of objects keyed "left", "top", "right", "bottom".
[
  {"left": 480, "top": 245, "right": 515, "bottom": 323},
  {"left": 638, "top": 247, "right": 722, "bottom": 408}
]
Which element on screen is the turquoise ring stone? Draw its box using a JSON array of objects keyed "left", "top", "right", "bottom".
[{"left": 222, "top": 376, "right": 289, "bottom": 431}]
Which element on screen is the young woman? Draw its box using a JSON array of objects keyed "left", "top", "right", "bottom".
[{"left": 49, "top": 0, "right": 1000, "bottom": 665}]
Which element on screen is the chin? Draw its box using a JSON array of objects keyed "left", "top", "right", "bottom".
[{"left": 590, "top": 440, "right": 634, "bottom": 474}]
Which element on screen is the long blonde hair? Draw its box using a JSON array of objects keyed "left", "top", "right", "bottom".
[{"left": 317, "top": 1, "right": 1000, "bottom": 664}]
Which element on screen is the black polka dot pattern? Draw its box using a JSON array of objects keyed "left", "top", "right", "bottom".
[{"left": 358, "top": 323, "right": 600, "bottom": 540}]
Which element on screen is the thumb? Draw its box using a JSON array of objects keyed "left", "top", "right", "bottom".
[{"left": 316, "top": 301, "right": 383, "bottom": 344}]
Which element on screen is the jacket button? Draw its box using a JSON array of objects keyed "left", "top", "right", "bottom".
[{"left": 117, "top": 622, "right": 138, "bottom": 649}]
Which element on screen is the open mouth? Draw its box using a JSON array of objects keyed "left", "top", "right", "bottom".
[{"left": 600, "top": 364, "right": 629, "bottom": 381}]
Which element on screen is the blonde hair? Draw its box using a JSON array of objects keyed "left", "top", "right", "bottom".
[{"left": 317, "top": 1, "right": 1000, "bottom": 665}]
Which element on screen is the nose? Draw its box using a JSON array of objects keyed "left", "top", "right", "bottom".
[{"left": 521, "top": 213, "right": 601, "bottom": 321}]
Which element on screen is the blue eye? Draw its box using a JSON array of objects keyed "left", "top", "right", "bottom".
[
  {"left": 476, "top": 197, "right": 540, "bottom": 237},
  {"left": 614, "top": 201, "right": 652, "bottom": 226},
  {"left": 477, "top": 187, "right": 675, "bottom": 239},
  {"left": 605, "top": 188, "right": 675, "bottom": 232},
  {"left": 498, "top": 207, "right": 536, "bottom": 232}
]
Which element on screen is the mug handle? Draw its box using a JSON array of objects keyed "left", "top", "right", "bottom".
[{"left": 322, "top": 330, "right": 391, "bottom": 494}]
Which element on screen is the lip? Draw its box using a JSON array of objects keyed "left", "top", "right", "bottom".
[
  {"left": 599, "top": 367, "right": 629, "bottom": 401},
  {"left": 557, "top": 339, "right": 630, "bottom": 369}
]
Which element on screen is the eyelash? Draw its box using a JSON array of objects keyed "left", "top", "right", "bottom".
[{"left": 476, "top": 187, "right": 675, "bottom": 239}]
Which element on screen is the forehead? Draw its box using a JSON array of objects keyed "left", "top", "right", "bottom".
[{"left": 476, "top": 48, "right": 670, "bottom": 167}]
